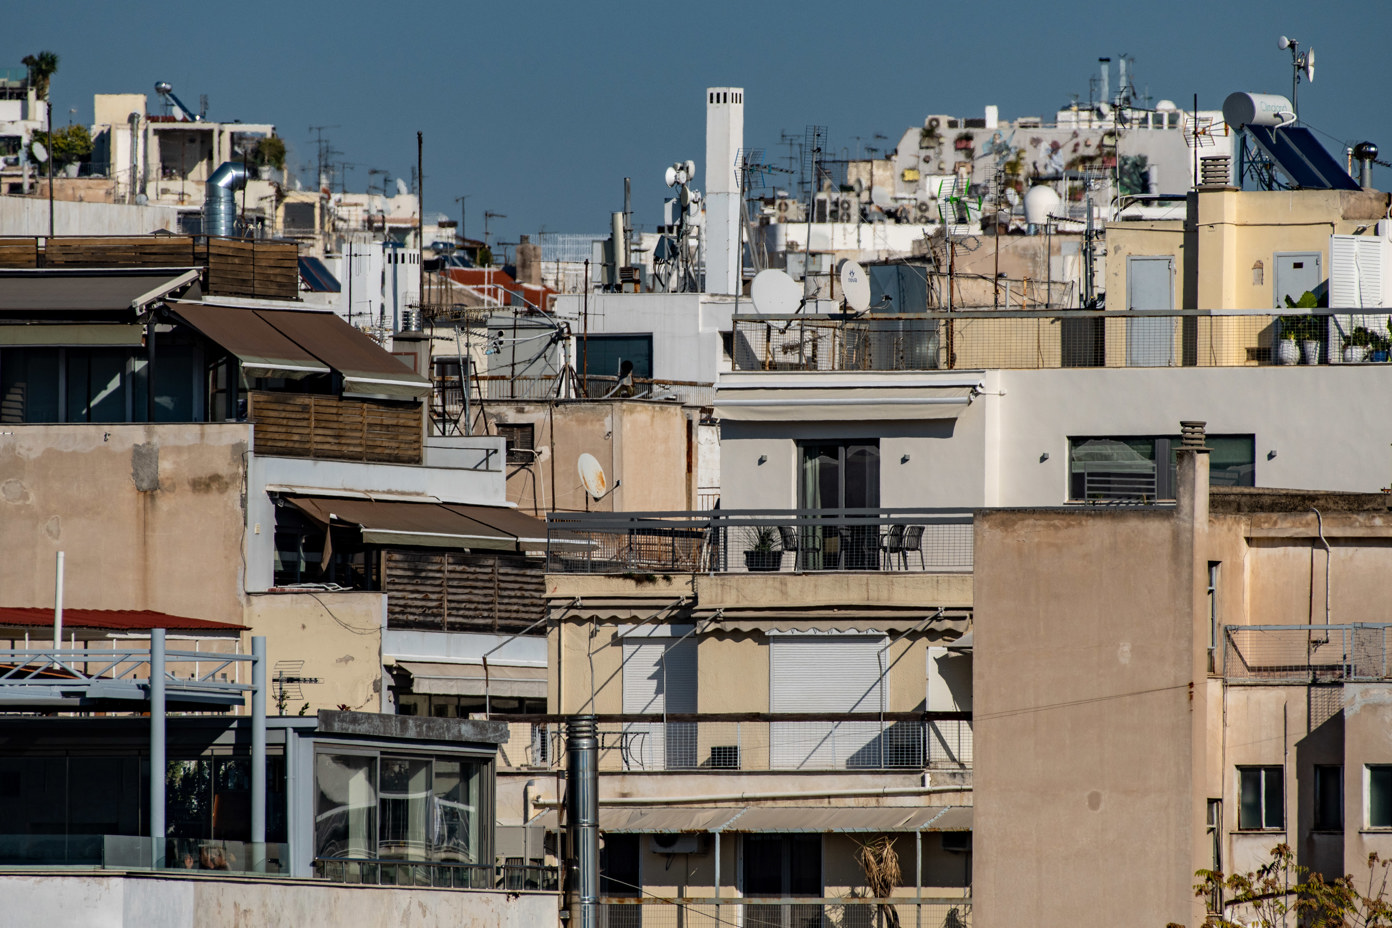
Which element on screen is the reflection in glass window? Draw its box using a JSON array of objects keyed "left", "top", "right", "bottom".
[
  {"left": 1069, "top": 434, "right": 1255, "bottom": 501},
  {"left": 379, "top": 756, "right": 431, "bottom": 861},
  {"left": 315, "top": 753, "right": 377, "bottom": 859},
  {"left": 432, "top": 758, "right": 481, "bottom": 864}
]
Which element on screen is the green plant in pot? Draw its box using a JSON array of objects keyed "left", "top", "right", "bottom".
[
  {"left": 744, "top": 526, "right": 782, "bottom": 572},
  {"left": 1377, "top": 321, "right": 1392, "bottom": 362},
  {"left": 1344, "top": 325, "right": 1374, "bottom": 362},
  {"left": 1282, "top": 291, "right": 1325, "bottom": 364}
]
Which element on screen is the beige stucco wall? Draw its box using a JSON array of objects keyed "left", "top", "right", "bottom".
[
  {"left": 243, "top": 592, "right": 385, "bottom": 714},
  {"left": 0, "top": 424, "right": 251, "bottom": 624}
]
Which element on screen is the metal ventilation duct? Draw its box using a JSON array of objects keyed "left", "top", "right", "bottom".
[{"left": 204, "top": 161, "right": 249, "bottom": 238}]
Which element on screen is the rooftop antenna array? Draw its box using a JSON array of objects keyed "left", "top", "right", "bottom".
[
  {"left": 1277, "top": 35, "right": 1315, "bottom": 124},
  {"left": 654, "top": 160, "right": 702, "bottom": 293},
  {"left": 736, "top": 148, "right": 793, "bottom": 277}
]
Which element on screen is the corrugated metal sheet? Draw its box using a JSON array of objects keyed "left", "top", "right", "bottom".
[
  {"left": 249, "top": 391, "right": 423, "bottom": 464},
  {"left": 385, "top": 550, "right": 545, "bottom": 634},
  {"left": 0, "top": 607, "right": 243, "bottom": 631}
]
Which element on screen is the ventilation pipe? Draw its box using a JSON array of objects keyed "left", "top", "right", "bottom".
[
  {"left": 1353, "top": 142, "right": 1378, "bottom": 189},
  {"left": 566, "top": 715, "right": 599, "bottom": 928},
  {"left": 204, "top": 161, "right": 249, "bottom": 238}
]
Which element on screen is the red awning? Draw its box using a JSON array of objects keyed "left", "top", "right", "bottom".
[{"left": 0, "top": 607, "right": 244, "bottom": 632}]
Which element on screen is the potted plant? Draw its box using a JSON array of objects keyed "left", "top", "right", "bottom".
[
  {"left": 1344, "top": 326, "right": 1373, "bottom": 363},
  {"left": 743, "top": 526, "right": 782, "bottom": 572},
  {"left": 1282, "top": 291, "right": 1325, "bottom": 364},
  {"left": 1377, "top": 322, "right": 1392, "bottom": 363},
  {"left": 1275, "top": 317, "right": 1300, "bottom": 365}
]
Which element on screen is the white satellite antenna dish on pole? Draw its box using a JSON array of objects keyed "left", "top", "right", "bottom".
[
  {"left": 839, "top": 260, "right": 871, "bottom": 313},
  {"left": 664, "top": 165, "right": 678, "bottom": 187},
  {"left": 578, "top": 453, "right": 619, "bottom": 501},
  {"left": 1305, "top": 47, "right": 1315, "bottom": 83},
  {"left": 870, "top": 187, "right": 893, "bottom": 210},
  {"left": 30, "top": 141, "right": 48, "bottom": 164},
  {"left": 750, "top": 268, "right": 802, "bottom": 315}
]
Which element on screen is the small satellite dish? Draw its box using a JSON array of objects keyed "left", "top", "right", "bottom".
[
  {"left": 1096, "top": 102, "right": 1112, "bottom": 120},
  {"left": 854, "top": 178, "right": 865, "bottom": 194},
  {"left": 578, "top": 453, "right": 611, "bottom": 500},
  {"left": 1278, "top": 35, "right": 1291, "bottom": 50},
  {"left": 1305, "top": 47, "right": 1315, "bottom": 83},
  {"left": 665, "top": 165, "right": 677, "bottom": 187},
  {"left": 750, "top": 268, "right": 802, "bottom": 315},
  {"left": 839, "top": 260, "right": 871, "bottom": 313},
  {"left": 1005, "top": 187, "right": 1020, "bottom": 208},
  {"left": 30, "top": 141, "right": 47, "bottom": 164},
  {"left": 685, "top": 160, "right": 696, "bottom": 180},
  {"left": 870, "top": 187, "right": 893, "bottom": 210}
]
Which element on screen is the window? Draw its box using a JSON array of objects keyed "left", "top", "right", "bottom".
[
  {"left": 769, "top": 636, "right": 886, "bottom": 769},
  {"left": 621, "top": 638, "right": 697, "bottom": 770},
  {"left": 1368, "top": 766, "right": 1392, "bottom": 829},
  {"left": 580, "top": 334, "right": 653, "bottom": 385},
  {"left": 1208, "top": 562, "right": 1221, "bottom": 653},
  {"left": 799, "top": 441, "right": 880, "bottom": 569},
  {"left": 600, "top": 833, "right": 641, "bottom": 897},
  {"left": 1238, "top": 766, "right": 1284, "bottom": 830},
  {"left": 744, "top": 834, "right": 823, "bottom": 928},
  {"left": 272, "top": 502, "right": 380, "bottom": 590},
  {"left": 1314, "top": 764, "right": 1343, "bottom": 831},
  {"left": 1068, "top": 434, "right": 1255, "bottom": 501},
  {"left": 496, "top": 422, "right": 536, "bottom": 465}
]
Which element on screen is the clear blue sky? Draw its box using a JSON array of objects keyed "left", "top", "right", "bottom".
[{"left": 6, "top": 0, "right": 1390, "bottom": 247}]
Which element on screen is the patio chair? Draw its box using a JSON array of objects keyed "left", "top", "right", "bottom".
[
  {"left": 777, "top": 525, "right": 820, "bottom": 571},
  {"left": 880, "top": 524, "right": 906, "bottom": 570},
  {"left": 899, "top": 524, "right": 926, "bottom": 570}
]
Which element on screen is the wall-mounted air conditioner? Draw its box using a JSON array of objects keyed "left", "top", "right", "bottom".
[
  {"left": 649, "top": 833, "right": 703, "bottom": 855},
  {"left": 941, "top": 832, "right": 972, "bottom": 853}
]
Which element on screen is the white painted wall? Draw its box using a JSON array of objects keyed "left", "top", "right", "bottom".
[
  {"left": 0, "top": 872, "right": 556, "bottom": 928},
  {"left": 553, "top": 292, "right": 736, "bottom": 385},
  {"left": 384, "top": 629, "right": 547, "bottom": 666},
  {"left": 0, "top": 195, "right": 181, "bottom": 236}
]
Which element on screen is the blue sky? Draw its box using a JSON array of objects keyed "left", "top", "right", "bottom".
[{"left": 6, "top": 1, "right": 1389, "bottom": 247}]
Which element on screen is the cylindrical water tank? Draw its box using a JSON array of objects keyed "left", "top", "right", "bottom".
[
  {"left": 1023, "top": 185, "right": 1061, "bottom": 226},
  {"left": 1222, "top": 92, "right": 1295, "bottom": 129}
]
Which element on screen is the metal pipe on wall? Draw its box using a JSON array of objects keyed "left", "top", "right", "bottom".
[
  {"left": 204, "top": 161, "right": 249, "bottom": 238},
  {"left": 150, "top": 628, "right": 167, "bottom": 868},
  {"left": 566, "top": 715, "right": 599, "bottom": 928},
  {"left": 251, "top": 635, "right": 267, "bottom": 872}
]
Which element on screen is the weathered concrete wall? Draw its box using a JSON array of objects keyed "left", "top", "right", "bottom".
[
  {"left": 974, "top": 505, "right": 1200, "bottom": 928},
  {"left": 0, "top": 872, "right": 556, "bottom": 928},
  {"left": 243, "top": 592, "right": 385, "bottom": 714},
  {"left": 0, "top": 424, "right": 250, "bottom": 623},
  {"left": 0, "top": 194, "right": 182, "bottom": 236}
]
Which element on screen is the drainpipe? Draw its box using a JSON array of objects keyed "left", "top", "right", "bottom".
[
  {"left": 566, "top": 715, "right": 599, "bottom": 928},
  {"left": 204, "top": 161, "right": 249, "bottom": 238},
  {"left": 1310, "top": 508, "right": 1331, "bottom": 642},
  {"left": 150, "top": 628, "right": 166, "bottom": 869}
]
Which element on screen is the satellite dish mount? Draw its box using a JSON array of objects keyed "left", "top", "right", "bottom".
[{"left": 1277, "top": 35, "right": 1315, "bottom": 124}]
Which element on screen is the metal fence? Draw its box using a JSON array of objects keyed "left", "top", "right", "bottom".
[
  {"left": 313, "top": 857, "right": 558, "bottom": 891},
  {"left": 1224, "top": 625, "right": 1392, "bottom": 684},
  {"left": 536, "top": 718, "right": 972, "bottom": 772},
  {"left": 732, "top": 310, "right": 1392, "bottom": 372},
  {"left": 597, "top": 898, "right": 971, "bottom": 928},
  {"left": 547, "top": 509, "right": 973, "bottom": 575},
  {"left": 444, "top": 375, "right": 715, "bottom": 405}
]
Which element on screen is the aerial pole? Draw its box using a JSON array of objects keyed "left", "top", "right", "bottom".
[{"left": 417, "top": 131, "right": 424, "bottom": 320}]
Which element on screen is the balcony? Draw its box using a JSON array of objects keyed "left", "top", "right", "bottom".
[
  {"left": 546, "top": 509, "right": 973, "bottom": 575},
  {"left": 1224, "top": 624, "right": 1392, "bottom": 684},
  {"left": 733, "top": 310, "right": 1392, "bottom": 372},
  {"left": 529, "top": 715, "right": 972, "bottom": 773}
]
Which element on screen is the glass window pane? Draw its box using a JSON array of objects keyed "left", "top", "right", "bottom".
[
  {"left": 315, "top": 753, "right": 377, "bottom": 859},
  {"left": 1263, "top": 767, "right": 1284, "bottom": 829},
  {"left": 742, "top": 834, "right": 784, "bottom": 894},
  {"left": 430, "top": 759, "right": 480, "bottom": 864},
  {"left": 788, "top": 835, "right": 822, "bottom": 896},
  {"left": 1239, "top": 768, "right": 1262, "bottom": 829},
  {"left": 600, "top": 833, "right": 641, "bottom": 896},
  {"left": 1, "top": 348, "right": 61, "bottom": 422},
  {"left": 1314, "top": 765, "right": 1342, "bottom": 830},
  {"left": 844, "top": 444, "right": 880, "bottom": 509},
  {"left": 1370, "top": 767, "right": 1392, "bottom": 828},
  {"left": 379, "top": 756, "right": 432, "bottom": 861}
]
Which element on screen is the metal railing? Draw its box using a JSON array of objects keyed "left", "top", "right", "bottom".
[
  {"left": 597, "top": 898, "right": 971, "bottom": 928},
  {"left": 547, "top": 509, "right": 973, "bottom": 575},
  {"left": 313, "top": 857, "right": 558, "bottom": 891},
  {"left": 533, "top": 717, "right": 972, "bottom": 773},
  {"left": 1225, "top": 624, "right": 1392, "bottom": 684},
  {"left": 732, "top": 310, "right": 1392, "bottom": 372}
]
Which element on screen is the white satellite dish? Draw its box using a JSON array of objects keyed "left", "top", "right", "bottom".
[
  {"left": 685, "top": 160, "right": 696, "bottom": 180},
  {"left": 750, "top": 268, "right": 802, "bottom": 315},
  {"left": 1004, "top": 187, "right": 1020, "bottom": 208},
  {"left": 1278, "top": 35, "right": 1291, "bottom": 50},
  {"left": 1305, "top": 47, "right": 1315, "bottom": 83},
  {"left": 578, "top": 453, "right": 612, "bottom": 500},
  {"left": 839, "top": 260, "right": 871, "bottom": 313},
  {"left": 665, "top": 165, "right": 677, "bottom": 187},
  {"left": 30, "top": 141, "right": 48, "bottom": 164},
  {"left": 870, "top": 187, "right": 893, "bottom": 210}
]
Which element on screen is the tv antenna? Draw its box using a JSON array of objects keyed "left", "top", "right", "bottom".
[{"left": 1277, "top": 35, "right": 1315, "bottom": 123}]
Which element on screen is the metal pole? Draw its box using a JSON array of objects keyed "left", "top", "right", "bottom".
[
  {"left": 150, "top": 628, "right": 166, "bottom": 869},
  {"left": 566, "top": 715, "right": 599, "bottom": 928},
  {"left": 251, "top": 635, "right": 267, "bottom": 873},
  {"left": 417, "top": 131, "right": 424, "bottom": 318},
  {"left": 714, "top": 831, "right": 723, "bottom": 928},
  {"left": 46, "top": 97, "right": 54, "bottom": 238},
  {"left": 915, "top": 829, "right": 923, "bottom": 928},
  {"left": 53, "top": 551, "right": 64, "bottom": 651}
]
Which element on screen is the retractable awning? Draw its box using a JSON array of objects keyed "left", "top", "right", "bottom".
[
  {"left": 714, "top": 379, "right": 982, "bottom": 422},
  {"left": 283, "top": 496, "right": 551, "bottom": 552},
  {"left": 533, "top": 805, "right": 971, "bottom": 834},
  {"left": 392, "top": 661, "right": 547, "bottom": 698},
  {"left": 169, "top": 302, "right": 330, "bottom": 378},
  {"left": 0, "top": 268, "right": 201, "bottom": 317}
]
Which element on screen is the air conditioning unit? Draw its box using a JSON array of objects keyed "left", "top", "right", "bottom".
[
  {"left": 649, "top": 833, "right": 703, "bottom": 855},
  {"left": 941, "top": 832, "right": 972, "bottom": 853}
]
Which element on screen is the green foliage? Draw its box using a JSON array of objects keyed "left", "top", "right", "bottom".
[
  {"left": 475, "top": 245, "right": 493, "bottom": 268},
  {"left": 749, "top": 525, "right": 779, "bottom": 553},
  {"left": 32, "top": 124, "right": 90, "bottom": 168},
  {"left": 1118, "top": 154, "right": 1151, "bottom": 196},
  {"left": 251, "top": 135, "right": 286, "bottom": 171},
  {"left": 1195, "top": 843, "right": 1392, "bottom": 928},
  {"left": 21, "top": 50, "right": 58, "bottom": 101}
]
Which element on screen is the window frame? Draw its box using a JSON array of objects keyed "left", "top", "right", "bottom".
[
  {"left": 1313, "top": 764, "right": 1343, "bottom": 832},
  {"left": 1067, "top": 433, "right": 1256, "bottom": 502},
  {"left": 1366, "top": 765, "right": 1392, "bottom": 830},
  {"left": 1237, "top": 765, "right": 1285, "bottom": 831}
]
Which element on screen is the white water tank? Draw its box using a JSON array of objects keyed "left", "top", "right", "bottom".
[
  {"left": 1222, "top": 92, "right": 1295, "bottom": 128},
  {"left": 1024, "top": 185, "right": 1062, "bottom": 226}
]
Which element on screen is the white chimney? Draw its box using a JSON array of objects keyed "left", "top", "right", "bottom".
[
  {"left": 985, "top": 105, "right": 998, "bottom": 130},
  {"left": 704, "top": 86, "right": 744, "bottom": 296}
]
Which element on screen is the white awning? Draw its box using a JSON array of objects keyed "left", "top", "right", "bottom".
[
  {"left": 393, "top": 661, "right": 547, "bottom": 698},
  {"left": 714, "top": 383, "right": 981, "bottom": 422}
]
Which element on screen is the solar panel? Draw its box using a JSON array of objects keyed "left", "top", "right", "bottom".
[
  {"left": 1246, "top": 125, "right": 1361, "bottom": 191},
  {"left": 298, "top": 256, "right": 342, "bottom": 293}
]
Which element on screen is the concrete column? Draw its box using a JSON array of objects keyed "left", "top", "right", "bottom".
[
  {"left": 252, "top": 635, "right": 267, "bottom": 873},
  {"left": 150, "top": 628, "right": 166, "bottom": 869}
]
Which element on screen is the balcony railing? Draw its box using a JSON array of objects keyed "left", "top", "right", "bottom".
[
  {"left": 546, "top": 509, "right": 973, "bottom": 575},
  {"left": 596, "top": 897, "right": 972, "bottom": 928},
  {"left": 314, "top": 858, "right": 558, "bottom": 891},
  {"left": 1224, "top": 624, "right": 1392, "bottom": 684},
  {"left": 527, "top": 715, "right": 972, "bottom": 773},
  {"left": 732, "top": 310, "right": 1392, "bottom": 372}
]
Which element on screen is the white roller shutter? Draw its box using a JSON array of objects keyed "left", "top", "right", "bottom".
[
  {"left": 770, "top": 635, "right": 886, "bottom": 769},
  {"left": 622, "top": 639, "right": 697, "bottom": 770}
]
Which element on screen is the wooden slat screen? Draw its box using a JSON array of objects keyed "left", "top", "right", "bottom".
[
  {"left": 249, "top": 390, "right": 422, "bottom": 463},
  {"left": 202, "top": 238, "right": 298, "bottom": 300},
  {"left": 45, "top": 236, "right": 198, "bottom": 267},
  {"left": 385, "top": 550, "right": 545, "bottom": 634}
]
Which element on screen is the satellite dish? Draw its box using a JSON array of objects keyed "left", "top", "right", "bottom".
[
  {"left": 750, "top": 268, "right": 802, "bottom": 315},
  {"left": 395, "top": 178, "right": 408, "bottom": 196},
  {"left": 1278, "top": 35, "right": 1291, "bottom": 50},
  {"left": 1005, "top": 187, "right": 1021, "bottom": 208},
  {"left": 1096, "top": 102, "right": 1112, "bottom": 120},
  {"left": 1305, "top": 47, "right": 1315, "bottom": 83},
  {"left": 577, "top": 453, "right": 612, "bottom": 500},
  {"left": 30, "top": 141, "right": 47, "bottom": 164},
  {"left": 870, "top": 187, "right": 893, "bottom": 210},
  {"left": 665, "top": 165, "right": 677, "bottom": 187},
  {"left": 685, "top": 160, "right": 696, "bottom": 180},
  {"left": 839, "top": 260, "right": 871, "bottom": 313}
]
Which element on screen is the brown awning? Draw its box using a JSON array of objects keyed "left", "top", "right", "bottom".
[
  {"left": 393, "top": 661, "right": 547, "bottom": 698},
  {"left": 252, "top": 307, "right": 429, "bottom": 399},
  {"left": 169, "top": 301, "right": 330, "bottom": 377},
  {"left": 283, "top": 496, "right": 550, "bottom": 552},
  {"left": 0, "top": 269, "right": 200, "bottom": 317}
]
